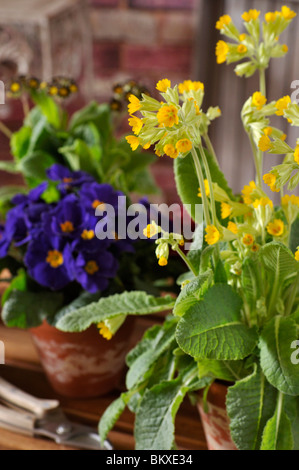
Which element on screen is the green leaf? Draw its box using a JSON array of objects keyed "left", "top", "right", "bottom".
[
  {"left": 10, "top": 126, "right": 31, "bottom": 160},
  {"left": 59, "top": 139, "right": 101, "bottom": 177},
  {"left": 134, "top": 378, "right": 188, "bottom": 450},
  {"left": 197, "top": 358, "right": 250, "bottom": 382},
  {"left": 173, "top": 270, "right": 212, "bottom": 317},
  {"left": 126, "top": 318, "right": 177, "bottom": 389},
  {"left": 290, "top": 218, "right": 299, "bottom": 254},
  {"left": 1, "top": 269, "right": 27, "bottom": 306},
  {"left": 259, "top": 316, "right": 299, "bottom": 395},
  {"left": 56, "top": 291, "right": 175, "bottom": 332},
  {"left": 176, "top": 284, "right": 258, "bottom": 360},
  {"left": 173, "top": 152, "right": 202, "bottom": 223},
  {"left": 51, "top": 291, "right": 102, "bottom": 326},
  {"left": 2, "top": 290, "right": 64, "bottom": 328},
  {"left": 260, "top": 242, "right": 298, "bottom": 284},
  {"left": 214, "top": 258, "right": 227, "bottom": 283},
  {"left": 69, "top": 102, "right": 112, "bottom": 146},
  {"left": 0, "top": 185, "right": 27, "bottom": 202},
  {"left": 261, "top": 395, "right": 294, "bottom": 450},
  {"left": 0, "top": 161, "right": 20, "bottom": 174},
  {"left": 30, "top": 91, "right": 63, "bottom": 129},
  {"left": 99, "top": 394, "right": 128, "bottom": 445},
  {"left": 18, "top": 151, "right": 56, "bottom": 181},
  {"left": 227, "top": 366, "right": 277, "bottom": 450}
]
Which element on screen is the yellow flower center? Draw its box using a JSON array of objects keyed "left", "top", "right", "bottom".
[
  {"left": 60, "top": 221, "right": 74, "bottom": 233},
  {"left": 81, "top": 229, "right": 95, "bottom": 240},
  {"left": 10, "top": 82, "right": 21, "bottom": 93},
  {"left": 237, "top": 44, "right": 247, "bottom": 54},
  {"left": 157, "top": 105, "right": 179, "bottom": 128},
  {"left": 85, "top": 260, "right": 99, "bottom": 275},
  {"left": 242, "top": 234, "right": 254, "bottom": 246},
  {"left": 46, "top": 250, "right": 64, "bottom": 268},
  {"left": 92, "top": 200, "right": 106, "bottom": 210},
  {"left": 63, "top": 177, "right": 73, "bottom": 183}
]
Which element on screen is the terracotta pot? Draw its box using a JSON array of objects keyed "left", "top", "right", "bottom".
[
  {"left": 30, "top": 317, "right": 136, "bottom": 398},
  {"left": 197, "top": 382, "right": 237, "bottom": 450}
]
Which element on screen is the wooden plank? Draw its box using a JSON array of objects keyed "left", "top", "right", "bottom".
[{"left": 0, "top": 365, "right": 208, "bottom": 450}]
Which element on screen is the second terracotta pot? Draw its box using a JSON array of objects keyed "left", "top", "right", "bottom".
[
  {"left": 197, "top": 381, "right": 237, "bottom": 450},
  {"left": 30, "top": 317, "right": 136, "bottom": 398}
]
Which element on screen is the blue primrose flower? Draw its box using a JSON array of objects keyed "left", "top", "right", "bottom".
[
  {"left": 46, "top": 164, "right": 94, "bottom": 194},
  {"left": 80, "top": 182, "right": 122, "bottom": 215},
  {"left": 74, "top": 250, "right": 119, "bottom": 294},
  {"left": 42, "top": 194, "right": 85, "bottom": 239},
  {"left": 24, "top": 235, "right": 75, "bottom": 291}
]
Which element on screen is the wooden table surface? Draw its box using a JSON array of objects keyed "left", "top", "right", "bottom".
[{"left": 0, "top": 320, "right": 208, "bottom": 451}]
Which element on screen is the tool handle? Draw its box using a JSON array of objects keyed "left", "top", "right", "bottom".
[
  {"left": 0, "top": 404, "right": 36, "bottom": 436},
  {"left": 0, "top": 377, "right": 59, "bottom": 417}
]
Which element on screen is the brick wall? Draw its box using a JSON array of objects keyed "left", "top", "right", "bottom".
[{"left": 89, "top": 0, "right": 197, "bottom": 99}]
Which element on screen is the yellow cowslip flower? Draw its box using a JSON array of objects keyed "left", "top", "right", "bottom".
[
  {"left": 295, "top": 250, "right": 299, "bottom": 261},
  {"left": 237, "top": 44, "right": 248, "bottom": 54},
  {"left": 267, "top": 219, "right": 285, "bottom": 237},
  {"left": 282, "top": 194, "right": 299, "bottom": 207},
  {"left": 280, "top": 6, "right": 297, "bottom": 20},
  {"left": 263, "top": 173, "right": 280, "bottom": 192},
  {"left": 163, "top": 143, "right": 178, "bottom": 159},
  {"left": 198, "top": 179, "right": 210, "bottom": 198},
  {"left": 252, "top": 197, "right": 273, "bottom": 209},
  {"left": 143, "top": 142, "right": 151, "bottom": 149},
  {"left": 252, "top": 91, "right": 267, "bottom": 110},
  {"left": 294, "top": 146, "right": 299, "bottom": 164},
  {"left": 275, "top": 95, "right": 291, "bottom": 116},
  {"left": 263, "top": 126, "right": 273, "bottom": 136},
  {"left": 258, "top": 135, "right": 272, "bottom": 152},
  {"left": 128, "top": 115, "right": 143, "bottom": 135},
  {"left": 243, "top": 234, "right": 254, "bottom": 246},
  {"left": 242, "top": 181, "right": 256, "bottom": 204},
  {"left": 98, "top": 322, "right": 113, "bottom": 340},
  {"left": 228, "top": 221, "right": 238, "bottom": 234},
  {"left": 216, "top": 40, "right": 229, "bottom": 64},
  {"left": 178, "top": 80, "right": 204, "bottom": 94},
  {"left": 156, "top": 79, "right": 171, "bottom": 93},
  {"left": 239, "top": 33, "right": 246, "bottom": 41},
  {"left": 265, "top": 11, "right": 279, "bottom": 22},
  {"left": 157, "top": 104, "right": 179, "bottom": 128},
  {"left": 281, "top": 133, "right": 287, "bottom": 141},
  {"left": 176, "top": 139, "right": 192, "bottom": 153},
  {"left": 242, "top": 9, "right": 260, "bottom": 22},
  {"left": 215, "top": 14, "right": 232, "bottom": 30},
  {"left": 283, "top": 44, "right": 289, "bottom": 53},
  {"left": 158, "top": 256, "right": 168, "bottom": 267},
  {"left": 128, "top": 94, "right": 141, "bottom": 114},
  {"left": 126, "top": 135, "right": 140, "bottom": 151},
  {"left": 205, "top": 225, "right": 221, "bottom": 245},
  {"left": 143, "top": 223, "right": 158, "bottom": 238},
  {"left": 221, "top": 202, "right": 232, "bottom": 219}
]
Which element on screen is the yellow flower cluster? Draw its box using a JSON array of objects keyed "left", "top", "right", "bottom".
[{"left": 125, "top": 79, "right": 220, "bottom": 159}]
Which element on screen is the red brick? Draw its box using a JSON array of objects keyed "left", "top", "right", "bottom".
[
  {"left": 160, "top": 12, "right": 196, "bottom": 44},
  {"left": 129, "top": 0, "right": 194, "bottom": 9},
  {"left": 93, "top": 42, "right": 121, "bottom": 75},
  {"left": 90, "top": 9, "right": 158, "bottom": 44},
  {"left": 123, "top": 45, "right": 193, "bottom": 73}
]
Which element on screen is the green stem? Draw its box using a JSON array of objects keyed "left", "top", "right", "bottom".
[
  {"left": 191, "top": 146, "right": 211, "bottom": 227},
  {"left": 175, "top": 245, "right": 197, "bottom": 277},
  {"left": 203, "top": 133, "right": 220, "bottom": 168},
  {"left": 0, "top": 121, "right": 12, "bottom": 139},
  {"left": 259, "top": 68, "right": 266, "bottom": 97},
  {"left": 198, "top": 140, "right": 219, "bottom": 228},
  {"left": 285, "top": 273, "right": 299, "bottom": 317},
  {"left": 248, "top": 133, "right": 263, "bottom": 188}
]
